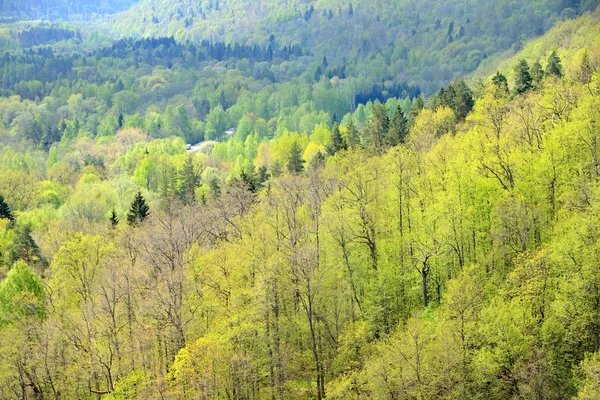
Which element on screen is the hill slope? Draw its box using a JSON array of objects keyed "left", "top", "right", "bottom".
[{"left": 110, "top": 0, "right": 599, "bottom": 93}]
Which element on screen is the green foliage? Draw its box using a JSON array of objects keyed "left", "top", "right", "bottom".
[
  {"left": 514, "top": 59, "right": 534, "bottom": 94},
  {"left": 287, "top": 140, "right": 305, "bottom": 174},
  {"left": 0, "top": 261, "right": 45, "bottom": 326},
  {"left": 0, "top": 196, "right": 14, "bottom": 224},
  {"left": 126, "top": 191, "right": 150, "bottom": 226}
]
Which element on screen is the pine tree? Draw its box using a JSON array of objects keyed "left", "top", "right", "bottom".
[
  {"left": 287, "top": 141, "right": 305, "bottom": 174},
  {"left": 546, "top": 50, "right": 563, "bottom": 78},
  {"left": 327, "top": 123, "right": 346, "bottom": 155},
  {"left": 127, "top": 192, "right": 150, "bottom": 226},
  {"left": 0, "top": 195, "right": 14, "bottom": 223},
  {"left": 386, "top": 106, "right": 408, "bottom": 147},
  {"left": 514, "top": 59, "right": 533, "bottom": 94},
  {"left": 109, "top": 208, "right": 119, "bottom": 228}
]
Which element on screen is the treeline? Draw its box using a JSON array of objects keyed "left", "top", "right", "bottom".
[{"left": 16, "top": 26, "right": 78, "bottom": 48}]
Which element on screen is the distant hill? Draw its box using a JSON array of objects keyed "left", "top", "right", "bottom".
[
  {"left": 0, "top": 0, "right": 139, "bottom": 20},
  {"left": 469, "top": 5, "right": 600, "bottom": 87},
  {"left": 110, "top": 0, "right": 600, "bottom": 94}
]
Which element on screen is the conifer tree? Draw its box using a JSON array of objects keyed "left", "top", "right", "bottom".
[
  {"left": 386, "top": 106, "right": 408, "bottom": 147},
  {"left": 0, "top": 195, "right": 14, "bottom": 224},
  {"left": 327, "top": 123, "right": 346, "bottom": 155},
  {"left": 345, "top": 121, "right": 360, "bottom": 149},
  {"left": 546, "top": 50, "right": 563, "bottom": 78},
  {"left": 367, "top": 100, "right": 389, "bottom": 154},
  {"left": 109, "top": 208, "right": 119, "bottom": 228},
  {"left": 491, "top": 71, "right": 509, "bottom": 96},
  {"left": 514, "top": 59, "right": 533, "bottom": 94},
  {"left": 127, "top": 192, "right": 150, "bottom": 226},
  {"left": 178, "top": 156, "right": 202, "bottom": 205},
  {"left": 531, "top": 60, "right": 545, "bottom": 86},
  {"left": 287, "top": 141, "right": 305, "bottom": 174},
  {"left": 578, "top": 49, "right": 595, "bottom": 87}
]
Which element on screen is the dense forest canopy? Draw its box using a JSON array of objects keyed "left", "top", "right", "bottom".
[
  {"left": 110, "top": 0, "right": 599, "bottom": 93},
  {"left": 0, "top": 0, "right": 139, "bottom": 20},
  {"left": 1, "top": 1, "right": 600, "bottom": 399}
]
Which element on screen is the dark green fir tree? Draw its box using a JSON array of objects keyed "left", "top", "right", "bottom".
[{"left": 127, "top": 192, "right": 150, "bottom": 226}]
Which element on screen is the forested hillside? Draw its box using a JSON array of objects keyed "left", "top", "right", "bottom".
[
  {"left": 0, "top": 0, "right": 139, "bottom": 20},
  {"left": 111, "top": 0, "right": 599, "bottom": 93},
  {"left": 1, "top": 2, "right": 600, "bottom": 400}
]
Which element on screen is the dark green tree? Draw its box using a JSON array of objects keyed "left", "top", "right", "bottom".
[
  {"left": 258, "top": 165, "right": 270, "bottom": 184},
  {"left": 546, "top": 50, "right": 563, "bottom": 78},
  {"left": 270, "top": 160, "right": 283, "bottom": 178},
  {"left": 127, "top": 192, "right": 150, "bottom": 226},
  {"left": 366, "top": 100, "right": 389, "bottom": 154},
  {"left": 287, "top": 141, "right": 305, "bottom": 174},
  {"left": 386, "top": 106, "right": 408, "bottom": 146},
  {"left": 327, "top": 123, "right": 346, "bottom": 155},
  {"left": 491, "top": 71, "right": 509, "bottom": 97},
  {"left": 109, "top": 208, "right": 119, "bottom": 228},
  {"left": 514, "top": 59, "right": 533, "bottom": 94},
  {"left": 240, "top": 169, "right": 259, "bottom": 193},
  {"left": 0, "top": 195, "right": 15, "bottom": 224},
  {"left": 8, "top": 224, "right": 47, "bottom": 270}
]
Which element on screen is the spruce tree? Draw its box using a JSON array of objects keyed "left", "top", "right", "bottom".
[
  {"left": 386, "top": 106, "right": 408, "bottom": 147},
  {"left": 327, "top": 123, "right": 346, "bottom": 155},
  {"left": 287, "top": 141, "right": 305, "bottom": 174},
  {"left": 0, "top": 195, "right": 14, "bottom": 223},
  {"left": 546, "top": 50, "right": 563, "bottom": 78},
  {"left": 491, "top": 71, "right": 509, "bottom": 97},
  {"left": 514, "top": 59, "right": 533, "bottom": 94},
  {"left": 109, "top": 208, "right": 119, "bottom": 228},
  {"left": 127, "top": 192, "right": 150, "bottom": 226}
]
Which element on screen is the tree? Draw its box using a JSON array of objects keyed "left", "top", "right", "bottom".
[
  {"left": 287, "top": 141, "right": 305, "bottom": 174},
  {"left": 366, "top": 100, "right": 389, "bottom": 154},
  {"left": 8, "top": 224, "right": 47, "bottom": 271},
  {"left": 109, "top": 208, "right": 119, "bottom": 228},
  {"left": 491, "top": 71, "right": 509, "bottom": 97},
  {"left": 546, "top": 50, "right": 563, "bottom": 78},
  {"left": 409, "top": 96, "right": 424, "bottom": 126},
  {"left": 577, "top": 49, "right": 595, "bottom": 87},
  {"left": 531, "top": 60, "right": 545, "bottom": 86},
  {"left": 178, "top": 156, "right": 202, "bottom": 205},
  {"left": 0, "top": 195, "right": 15, "bottom": 223},
  {"left": 386, "top": 106, "right": 408, "bottom": 146},
  {"left": 127, "top": 192, "right": 150, "bottom": 226},
  {"left": 327, "top": 123, "right": 346, "bottom": 155},
  {"left": 514, "top": 59, "right": 533, "bottom": 94}
]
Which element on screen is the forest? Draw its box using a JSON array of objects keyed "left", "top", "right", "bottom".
[{"left": 1, "top": 1, "right": 600, "bottom": 399}]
